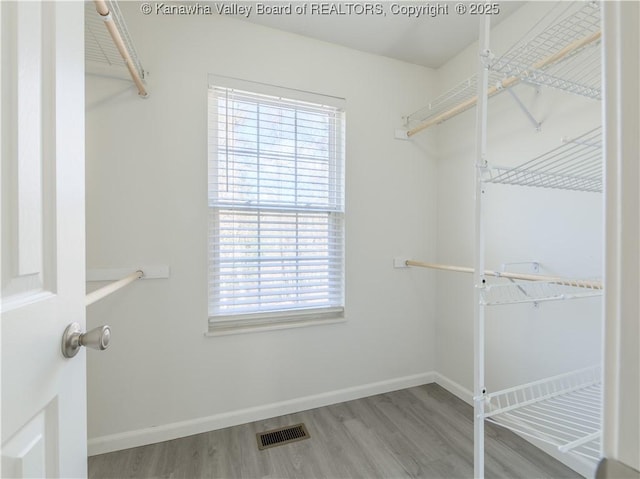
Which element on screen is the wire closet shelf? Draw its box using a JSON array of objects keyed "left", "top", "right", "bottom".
[
  {"left": 405, "top": 260, "right": 603, "bottom": 306},
  {"left": 485, "top": 126, "right": 602, "bottom": 193},
  {"left": 85, "top": 0, "right": 146, "bottom": 81},
  {"left": 491, "top": 2, "right": 601, "bottom": 100},
  {"left": 405, "top": 2, "right": 601, "bottom": 135},
  {"left": 481, "top": 278, "right": 602, "bottom": 306},
  {"left": 483, "top": 366, "right": 601, "bottom": 463}
]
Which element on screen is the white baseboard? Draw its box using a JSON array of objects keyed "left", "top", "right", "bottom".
[
  {"left": 88, "top": 371, "right": 436, "bottom": 456},
  {"left": 433, "top": 372, "right": 473, "bottom": 405}
]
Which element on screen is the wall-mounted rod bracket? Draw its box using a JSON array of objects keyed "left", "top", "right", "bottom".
[
  {"left": 500, "top": 261, "right": 540, "bottom": 274},
  {"left": 393, "top": 258, "right": 410, "bottom": 268},
  {"left": 394, "top": 129, "right": 410, "bottom": 140},
  {"left": 86, "top": 270, "right": 143, "bottom": 307}
]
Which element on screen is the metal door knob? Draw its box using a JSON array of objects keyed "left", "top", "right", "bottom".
[{"left": 62, "top": 322, "right": 111, "bottom": 358}]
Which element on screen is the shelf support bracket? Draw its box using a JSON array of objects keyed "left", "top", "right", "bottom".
[{"left": 505, "top": 87, "right": 541, "bottom": 131}]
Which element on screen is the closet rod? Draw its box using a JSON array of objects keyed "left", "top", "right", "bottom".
[
  {"left": 407, "top": 30, "right": 601, "bottom": 137},
  {"left": 86, "top": 270, "right": 144, "bottom": 306},
  {"left": 93, "top": 0, "right": 148, "bottom": 98},
  {"left": 406, "top": 260, "right": 603, "bottom": 290}
]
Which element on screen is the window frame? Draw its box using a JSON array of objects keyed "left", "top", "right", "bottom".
[{"left": 206, "top": 75, "right": 346, "bottom": 335}]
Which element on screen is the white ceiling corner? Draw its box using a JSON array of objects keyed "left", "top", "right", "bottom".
[{"left": 237, "top": 1, "right": 525, "bottom": 69}]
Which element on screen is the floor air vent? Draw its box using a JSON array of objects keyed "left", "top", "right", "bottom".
[{"left": 256, "top": 423, "right": 310, "bottom": 450}]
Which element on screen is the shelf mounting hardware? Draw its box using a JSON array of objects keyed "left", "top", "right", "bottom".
[{"left": 505, "top": 87, "right": 542, "bottom": 131}]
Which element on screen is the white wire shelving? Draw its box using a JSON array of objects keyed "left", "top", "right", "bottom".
[
  {"left": 405, "top": 70, "right": 504, "bottom": 131},
  {"left": 483, "top": 366, "right": 601, "bottom": 463},
  {"left": 405, "top": 2, "right": 601, "bottom": 136},
  {"left": 403, "top": 4, "right": 604, "bottom": 476},
  {"left": 469, "top": 4, "right": 604, "bottom": 477},
  {"left": 85, "top": 0, "right": 146, "bottom": 83},
  {"left": 491, "top": 2, "right": 601, "bottom": 101},
  {"left": 481, "top": 278, "right": 602, "bottom": 306},
  {"left": 404, "top": 260, "right": 603, "bottom": 306},
  {"left": 485, "top": 126, "right": 603, "bottom": 193}
]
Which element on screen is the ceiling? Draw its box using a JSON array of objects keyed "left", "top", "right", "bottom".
[{"left": 238, "top": 2, "right": 525, "bottom": 68}]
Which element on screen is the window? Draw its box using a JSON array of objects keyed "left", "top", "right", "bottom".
[{"left": 208, "top": 80, "right": 345, "bottom": 332}]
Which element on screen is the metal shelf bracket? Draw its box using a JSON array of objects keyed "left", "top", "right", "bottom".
[{"left": 505, "top": 87, "right": 542, "bottom": 131}]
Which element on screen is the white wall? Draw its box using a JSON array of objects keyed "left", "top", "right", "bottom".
[
  {"left": 435, "top": 2, "right": 603, "bottom": 394},
  {"left": 85, "top": 3, "right": 438, "bottom": 452}
]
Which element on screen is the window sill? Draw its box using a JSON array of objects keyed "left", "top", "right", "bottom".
[{"left": 205, "top": 314, "right": 346, "bottom": 337}]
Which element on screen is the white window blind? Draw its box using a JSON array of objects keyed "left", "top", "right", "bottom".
[{"left": 208, "top": 84, "right": 345, "bottom": 330}]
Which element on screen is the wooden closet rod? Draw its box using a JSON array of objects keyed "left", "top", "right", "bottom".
[
  {"left": 406, "top": 260, "right": 603, "bottom": 290},
  {"left": 93, "top": 0, "right": 148, "bottom": 98},
  {"left": 86, "top": 270, "right": 144, "bottom": 306},
  {"left": 407, "top": 30, "right": 601, "bottom": 137}
]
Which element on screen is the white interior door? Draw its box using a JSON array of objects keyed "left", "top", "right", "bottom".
[{"left": 1, "top": 2, "right": 87, "bottom": 477}]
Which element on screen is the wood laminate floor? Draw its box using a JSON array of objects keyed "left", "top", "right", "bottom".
[{"left": 88, "top": 384, "right": 583, "bottom": 479}]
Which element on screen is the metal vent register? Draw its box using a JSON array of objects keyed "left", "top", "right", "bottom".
[{"left": 256, "top": 424, "right": 310, "bottom": 450}]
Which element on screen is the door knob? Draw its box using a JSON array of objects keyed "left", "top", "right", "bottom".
[{"left": 62, "top": 322, "right": 111, "bottom": 358}]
